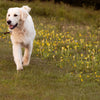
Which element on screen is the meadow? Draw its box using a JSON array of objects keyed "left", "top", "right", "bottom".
[{"left": 0, "top": 0, "right": 100, "bottom": 100}]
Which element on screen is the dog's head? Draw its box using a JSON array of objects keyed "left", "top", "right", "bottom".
[{"left": 6, "top": 6, "right": 31, "bottom": 30}]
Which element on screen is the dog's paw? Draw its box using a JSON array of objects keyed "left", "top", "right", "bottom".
[
  {"left": 22, "top": 62, "right": 29, "bottom": 66},
  {"left": 17, "top": 67, "right": 23, "bottom": 71},
  {"left": 22, "top": 57, "right": 30, "bottom": 66}
]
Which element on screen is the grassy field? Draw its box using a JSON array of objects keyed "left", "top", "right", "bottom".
[{"left": 0, "top": 0, "right": 100, "bottom": 100}]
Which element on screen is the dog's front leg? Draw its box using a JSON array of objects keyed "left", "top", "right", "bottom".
[{"left": 13, "top": 43, "right": 23, "bottom": 71}]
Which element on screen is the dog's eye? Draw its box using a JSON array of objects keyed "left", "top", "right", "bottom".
[
  {"left": 8, "top": 14, "right": 10, "bottom": 17},
  {"left": 14, "top": 14, "right": 18, "bottom": 17}
]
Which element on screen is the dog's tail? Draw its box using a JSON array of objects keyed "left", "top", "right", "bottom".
[{"left": 22, "top": 6, "right": 31, "bottom": 13}]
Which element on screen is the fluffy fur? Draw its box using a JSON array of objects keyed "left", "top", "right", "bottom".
[{"left": 6, "top": 6, "right": 36, "bottom": 70}]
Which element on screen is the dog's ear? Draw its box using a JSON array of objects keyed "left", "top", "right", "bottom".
[
  {"left": 22, "top": 6, "right": 31, "bottom": 13},
  {"left": 20, "top": 9, "right": 28, "bottom": 21}
]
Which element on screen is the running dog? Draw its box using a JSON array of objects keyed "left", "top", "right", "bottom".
[{"left": 6, "top": 6, "right": 36, "bottom": 70}]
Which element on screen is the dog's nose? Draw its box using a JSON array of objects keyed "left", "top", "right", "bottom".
[{"left": 7, "top": 20, "right": 11, "bottom": 25}]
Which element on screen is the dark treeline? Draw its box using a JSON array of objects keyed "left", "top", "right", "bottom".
[
  {"left": 54, "top": 0, "right": 100, "bottom": 10},
  {"left": 8, "top": 0, "right": 100, "bottom": 10}
]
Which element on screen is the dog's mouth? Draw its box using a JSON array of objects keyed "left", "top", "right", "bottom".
[{"left": 9, "top": 23, "right": 18, "bottom": 29}]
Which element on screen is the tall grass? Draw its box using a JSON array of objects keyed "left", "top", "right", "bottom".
[{"left": 0, "top": 0, "right": 100, "bottom": 25}]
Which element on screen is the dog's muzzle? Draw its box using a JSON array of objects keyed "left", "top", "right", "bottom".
[{"left": 7, "top": 20, "right": 18, "bottom": 29}]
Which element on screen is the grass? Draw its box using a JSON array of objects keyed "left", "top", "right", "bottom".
[{"left": 0, "top": 0, "right": 100, "bottom": 100}]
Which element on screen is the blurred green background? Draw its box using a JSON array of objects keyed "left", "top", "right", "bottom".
[{"left": 7, "top": 0, "right": 100, "bottom": 10}]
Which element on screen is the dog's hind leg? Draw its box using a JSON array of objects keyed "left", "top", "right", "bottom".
[{"left": 22, "top": 42, "right": 33, "bottom": 66}]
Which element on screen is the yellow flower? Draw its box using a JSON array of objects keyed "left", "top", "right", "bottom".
[
  {"left": 79, "top": 75, "right": 82, "bottom": 78},
  {"left": 46, "top": 42, "right": 50, "bottom": 47},
  {"left": 80, "top": 39, "right": 84, "bottom": 44},
  {"left": 95, "top": 72, "right": 97, "bottom": 74},
  {"left": 73, "top": 56, "right": 75, "bottom": 60},
  {"left": 79, "top": 33, "right": 82, "bottom": 37},
  {"left": 93, "top": 56, "right": 95, "bottom": 60},
  {"left": 86, "top": 44, "right": 88, "bottom": 47},
  {"left": 62, "top": 47, "right": 64, "bottom": 50},
  {"left": 53, "top": 55, "right": 55, "bottom": 58},
  {"left": 87, "top": 75, "right": 89, "bottom": 78},
  {"left": 74, "top": 45, "right": 77, "bottom": 50},
  {"left": 67, "top": 45, "right": 69, "bottom": 48},
  {"left": 81, "top": 78, "right": 83, "bottom": 82},
  {"left": 84, "top": 57, "right": 87, "bottom": 60},
  {"left": 9, "top": 41, "right": 11, "bottom": 44},
  {"left": 74, "top": 64, "right": 76, "bottom": 67},
  {"left": 81, "top": 53, "right": 83, "bottom": 57}
]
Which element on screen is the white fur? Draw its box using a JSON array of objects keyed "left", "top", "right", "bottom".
[{"left": 6, "top": 6, "right": 36, "bottom": 70}]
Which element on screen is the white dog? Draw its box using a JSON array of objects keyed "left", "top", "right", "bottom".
[{"left": 6, "top": 6, "right": 36, "bottom": 70}]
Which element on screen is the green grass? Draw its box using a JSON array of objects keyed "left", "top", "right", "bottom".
[{"left": 0, "top": 0, "right": 100, "bottom": 100}]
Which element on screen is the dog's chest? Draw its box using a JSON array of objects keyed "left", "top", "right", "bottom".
[{"left": 11, "top": 30, "right": 29, "bottom": 46}]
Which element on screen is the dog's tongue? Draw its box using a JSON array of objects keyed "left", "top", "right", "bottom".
[{"left": 9, "top": 25, "right": 13, "bottom": 29}]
